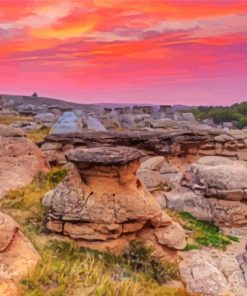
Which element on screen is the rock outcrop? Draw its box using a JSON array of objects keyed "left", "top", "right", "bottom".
[
  {"left": 181, "top": 156, "right": 247, "bottom": 229},
  {"left": 0, "top": 125, "right": 50, "bottom": 198},
  {"left": 44, "top": 146, "right": 186, "bottom": 250},
  {"left": 0, "top": 212, "right": 40, "bottom": 295}
]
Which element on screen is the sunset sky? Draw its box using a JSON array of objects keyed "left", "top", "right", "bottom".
[{"left": 0, "top": 0, "right": 247, "bottom": 105}]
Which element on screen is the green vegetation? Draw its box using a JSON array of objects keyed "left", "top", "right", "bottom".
[
  {"left": 26, "top": 126, "right": 50, "bottom": 143},
  {"left": 0, "top": 168, "right": 68, "bottom": 236},
  {"left": 1, "top": 170, "right": 191, "bottom": 296},
  {"left": 184, "top": 101, "right": 247, "bottom": 129},
  {"left": 167, "top": 210, "right": 239, "bottom": 251},
  {"left": 21, "top": 240, "right": 188, "bottom": 296}
]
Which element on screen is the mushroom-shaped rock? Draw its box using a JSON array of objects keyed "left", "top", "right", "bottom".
[{"left": 45, "top": 146, "right": 163, "bottom": 241}]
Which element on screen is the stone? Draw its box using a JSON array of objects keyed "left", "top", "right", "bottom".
[
  {"left": 152, "top": 191, "right": 167, "bottom": 209},
  {"left": 0, "top": 125, "right": 50, "bottom": 198},
  {"left": 165, "top": 189, "right": 213, "bottom": 221},
  {"left": 34, "top": 112, "right": 56, "bottom": 123},
  {"left": 64, "top": 222, "right": 122, "bottom": 241},
  {"left": 66, "top": 146, "right": 145, "bottom": 166},
  {"left": 179, "top": 250, "right": 232, "bottom": 296},
  {"left": 137, "top": 169, "right": 163, "bottom": 190},
  {"left": 181, "top": 112, "right": 196, "bottom": 122},
  {"left": 214, "top": 134, "right": 234, "bottom": 142},
  {"left": 154, "top": 222, "right": 186, "bottom": 250},
  {"left": 87, "top": 116, "right": 107, "bottom": 132},
  {"left": 0, "top": 212, "right": 40, "bottom": 293},
  {"left": 0, "top": 212, "right": 19, "bottom": 252},
  {"left": 182, "top": 156, "right": 247, "bottom": 200},
  {"left": 45, "top": 146, "right": 163, "bottom": 243},
  {"left": 159, "top": 161, "right": 177, "bottom": 174},
  {"left": 40, "top": 142, "right": 63, "bottom": 151},
  {"left": 46, "top": 220, "right": 63, "bottom": 233},
  {"left": 50, "top": 111, "right": 82, "bottom": 135},
  {"left": 122, "top": 222, "right": 145, "bottom": 233},
  {"left": 139, "top": 156, "right": 165, "bottom": 171},
  {"left": 208, "top": 198, "right": 247, "bottom": 228},
  {"left": 120, "top": 114, "right": 136, "bottom": 129}
]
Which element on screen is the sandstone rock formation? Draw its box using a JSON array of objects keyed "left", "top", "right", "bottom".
[
  {"left": 0, "top": 125, "right": 50, "bottom": 198},
  {"left": 181, "top": 156, "right": 247, "bottom": 229},
  {"left": 0, "top": 211, "right": 40, "bottom": 295},
  {"left": 44, "top": 146, "right": 186, "bottom": 250}
]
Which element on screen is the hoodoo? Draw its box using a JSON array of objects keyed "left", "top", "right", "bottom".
[{"left": 44, "top": 146, "right": 184, "bottom": 249}]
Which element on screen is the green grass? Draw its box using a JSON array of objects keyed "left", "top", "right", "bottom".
[
  {"left": 1, "top": 169, "right": 192, "bottom": 296},
  {"left": 21, "top": 240, "right": 188, "bottom": 296},
  {"left": 0, "top": 168, "right": 68, "bottom": 236},
  {"left": 178, "top": 212, "right": 239, "bottom": 250}
]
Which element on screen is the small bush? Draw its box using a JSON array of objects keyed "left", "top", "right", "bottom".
[{"left": 122, "top": 240, "right": 180, "bottom": 284}]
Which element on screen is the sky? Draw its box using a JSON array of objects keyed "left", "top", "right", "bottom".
[{"left": 0, "top": 0, "right": 247, "bottom": 105}]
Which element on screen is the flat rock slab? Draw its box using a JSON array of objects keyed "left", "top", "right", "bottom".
[{"left": 66, "top": 146, "right": 145, "bottom": 165}]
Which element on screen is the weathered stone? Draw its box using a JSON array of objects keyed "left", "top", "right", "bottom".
[
  {"left": 208, "top": 199, "right": 247, "bottom": 228},
  {"left": 64, "top": 222, "right": 122, "bottom": 241},
  {"left": 214, "top": 134, "right": 234, "bottom": 142},
  {"left": 154, "top": 222, "right": 186, "bottom": 250},
  {"left": 0, "top": 212, "right": 40, "bottom": 293},
  {"left": 66, "top": 146, "right": 145, "bottom": 166},
  {"left": 41, "top": 142, "right": 63, "bottom": 151},
  {"left": 179, "top": 250, "right": 232, "bottom": 296},
  {"left": 122, "top": 222, "right": 145, "bottom": 233},
  {"left": 0, "top": 125, "right": 50, "bottom": 198},
  {"left": 34, "top": 112, "right": 55, "bottom": 123},
  {"left": 165, "top": 189, "right": 213, "bottom": 221},
  {"left": 50, "top": 111, "right": 83, "bottom": 135},
  {"left": 46, "top": 220, "right": 63, "bottom": 233},
  {"left": 152, "top": 191, "right": 167, "bottom": 209},
  {"left": 139, "top": 156, "right": 165, "bottom": 171},
  {"left": 137, "top": 169, "right": 163, "bottom": 190},
  {"left": 87, "top": 116, "right": 107, "bottom": 132},
  {"left": 182, "top": 156, "right": 247, "bottom": 200}
]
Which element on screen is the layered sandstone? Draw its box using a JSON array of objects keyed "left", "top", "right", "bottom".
[{"left": 44, "top": 146, "right": 186, "bottom": 250}]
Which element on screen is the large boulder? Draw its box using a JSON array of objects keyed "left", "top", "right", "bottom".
[
  {"left": 0, "top": 212, "right": 40, "bottom": 295},
  {"left": 49, "top": 112, "right": 82, "bottom": 135},
  {"left": 34, "top": 112, "right": 56, "bottom": 125},
  {"left": 87, "top": 116, "right": 107, "bottom": 132},
  {"left": 179, "top": 250, "right": 232, "bottom": 296},
  {"left": 165, "top": 188, "right": 213, "bottom": 221},
  {"left": 182, "top": 156, "right": 247, "bottom": 201},
  {"left": 0, "top": 125, "right": 50, "bottom": 198}
]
